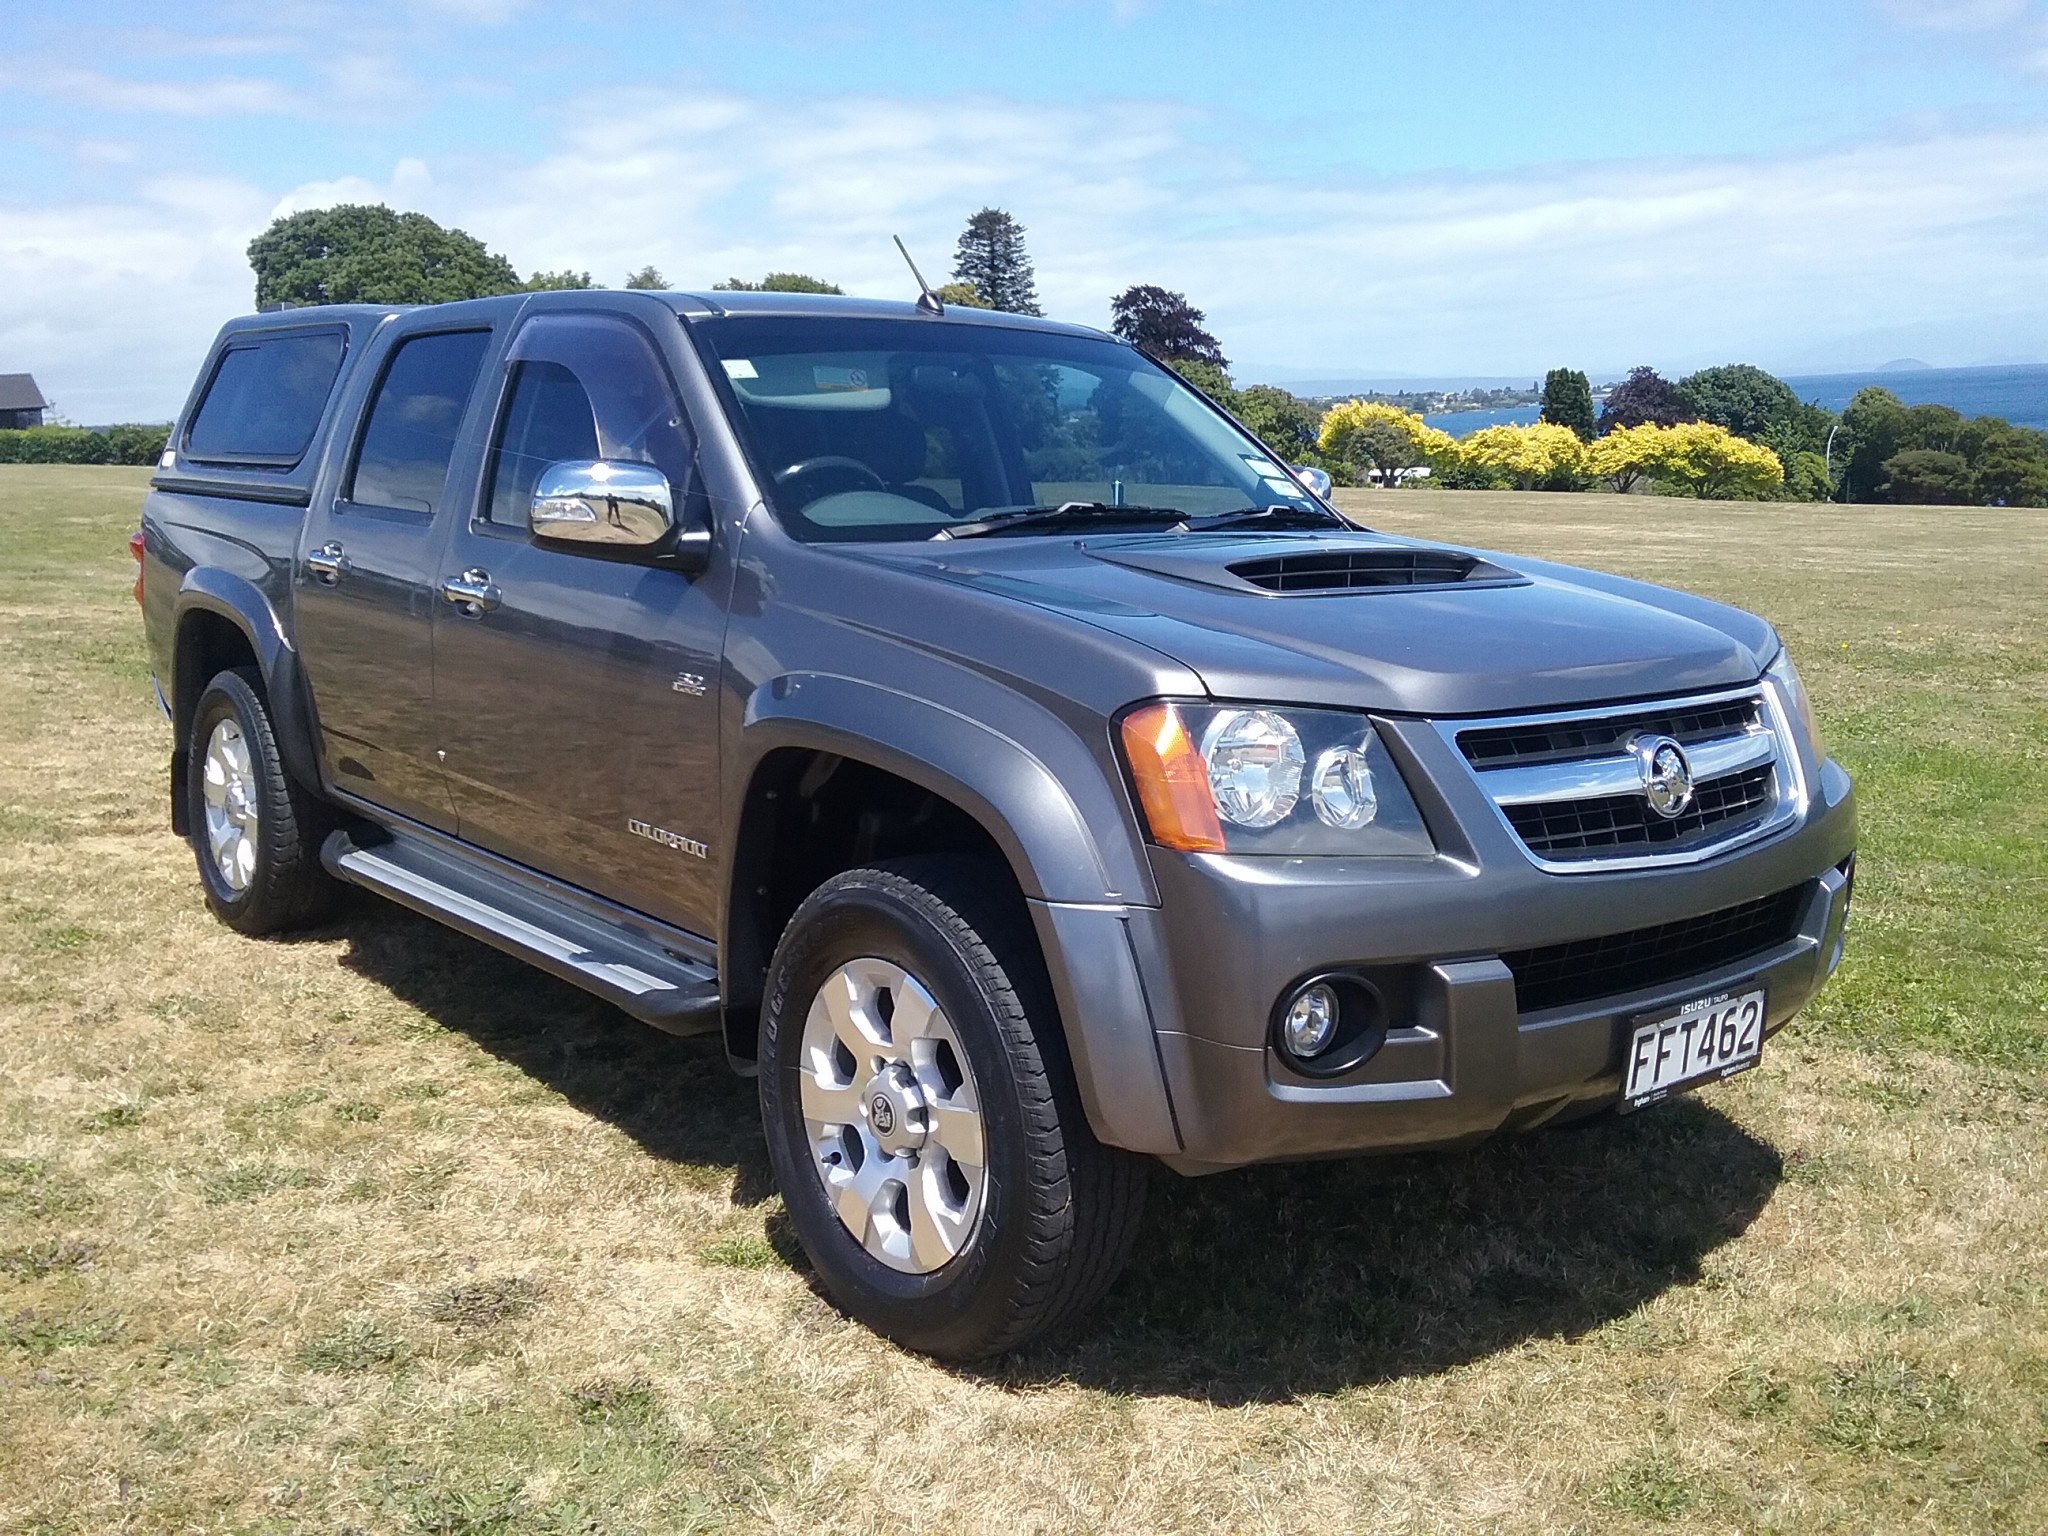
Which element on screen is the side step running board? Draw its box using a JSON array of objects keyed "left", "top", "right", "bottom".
[{"left": 321, "top": 827, "right": 721, "bottom": 1036}]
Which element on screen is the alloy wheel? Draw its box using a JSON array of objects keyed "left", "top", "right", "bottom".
[
  {"left": 798, "top": 957, "right": 987, "bottom": 1274},
  {"left": 201, "top": 717, "right": 259, "bottom": 892}
]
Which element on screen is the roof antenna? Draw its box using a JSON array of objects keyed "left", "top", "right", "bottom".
[{"left": 893, "top": 235, "right": 944, "bottom": 315}]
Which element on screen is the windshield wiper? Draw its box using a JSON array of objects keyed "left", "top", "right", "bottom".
[
  {"left": 934, "top": 502, "right": 1191, "bottom": 540},
  {"left": 1181, "top": 504, "right": 1348, "bottom": 533}
]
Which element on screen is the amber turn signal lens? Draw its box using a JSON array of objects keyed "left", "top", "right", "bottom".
[
  {"left": 128, "top": 530, "right": 145, "bottom": 607},
  {"left": 1120, "top": 702, "right": 1226, "bottom": 853}
]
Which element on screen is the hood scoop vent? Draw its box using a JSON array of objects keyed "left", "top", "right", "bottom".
[{"left": 1229, "top": 547, "right": 1521, "bottom": 594}]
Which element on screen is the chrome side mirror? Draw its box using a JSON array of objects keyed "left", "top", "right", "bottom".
[
  {"left": 1290, "top": 465, "right": 1333, "bottom": 498},
  {"left": 531, "top": 460, "right": 676, "bottom": 548}
]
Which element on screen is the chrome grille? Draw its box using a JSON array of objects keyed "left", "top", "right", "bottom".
[
  {"left": 1504, "top": 762, "right": 1775, "bottom": 857},
  {"left": 1444, "top": 687, "right": 1796, "bottom": 872},
  {"left": 1459, "top": 697, "right": 1757, "bottom": 767}
]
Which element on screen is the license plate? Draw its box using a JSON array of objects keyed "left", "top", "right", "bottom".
[{"left": 1621, "top": 987, "right": 1766, "bottom": 1112}]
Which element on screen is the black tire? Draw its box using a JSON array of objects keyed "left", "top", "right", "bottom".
[
  {"left": 759, "top": 857, "right": 1147, "bottom": 1359},
  {"left": 185, "top": 667, "right": 337, "bottom": 936}
]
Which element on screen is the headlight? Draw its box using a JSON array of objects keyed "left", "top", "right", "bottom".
[
  {"left": 1765, "top": 647, "right": 1824, "bottom": 763},
  {"left": 1201, "top": 709, "right": 1303, "bottom": 828},
  {"left": 1119, "top": 701, "right": 1435, "bottom": 855}
]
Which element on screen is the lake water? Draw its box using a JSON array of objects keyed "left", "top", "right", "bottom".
[
  {"left": 1423, "top": 405, "right": 1541, "bottom": 437},
  {"left": 1781, "top": 364, "right": 2048, "bottom": 432},
  {"left": 1422, "top": 363, "right": 2048, "bottom": 437}
]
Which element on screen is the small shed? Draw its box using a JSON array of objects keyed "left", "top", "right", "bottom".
[{"left": 0, "top": 374, "right": 49, "bottom": 429}]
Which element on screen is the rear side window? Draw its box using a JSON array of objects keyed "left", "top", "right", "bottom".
[
  {"left": 348, "top": 330, "right": 491, "bottom": 515},
  {"left": 183, "top": 330, "right": 347, "bottom": 464}
]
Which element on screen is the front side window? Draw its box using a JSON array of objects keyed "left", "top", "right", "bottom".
[
  {"left": 486, "top": 363, "right": 599, "bottom": 524},
  {"left": 184, "top": 329, "right": 346, "bottom": 465},
  {"left": 483, "top": 313, "right": 693, "bottom": 529},
  {"left": 348, "top": 330, "right": 491, "bottom": 515},
  {"left": 691, "top": 316, "right": 1317, "bottom": 542}
]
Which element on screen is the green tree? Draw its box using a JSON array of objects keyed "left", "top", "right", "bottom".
[
  {"left": 1971, "top": 429, "right": 2048, "bottom": 506},
  {"left": 1539, "top": 368, "right": 1595, "bottom": 440},
  {"left": 933, "top": 281, "right": 991, "bottom": 308},
  {"left": 1838, "top": 387, "right": 1911, "bottom": 502},
  {"left": 1677, "top": 364, "right": 1800, "bottom": 441},
  {"left": 1234, "top": 384, "right": 1322, "bottom": 460},
  {"left": 1166, "top": 358, "right": 1235, "bottom": 402},
  {"left": 523, "top": 269, "right": 594, "bottom": 290},
  {"left": 1349, "top": 420, "right": 1425, "bottom": 487},
  {"left": 951, "top": 208, "right": 1040, "bottom": 315},
  {"left": 1110, "top": 285, "right": 1228, "bottom": 369},
  {"left": 1880, "top": 449, "right": 1973, "bottom": 505},
  {"left": 1781, "top": 450, "right": 1835, "bottom": 503},
  {"left": 624, "top": 266, "right": 670, "bottom": 290},
  {"left": 1757, "top": 399, "right": 1837, "bottom": 466},
  {"left": 712, "top": 273, "right": 844, "bottom": 294},
  {"left": 246, "top": 204, "right": 522, "bottom": 308}
]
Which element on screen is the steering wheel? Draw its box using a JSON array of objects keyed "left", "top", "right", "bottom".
[{"left": 774, "top": 455, "right": 887, "bottom": 507}]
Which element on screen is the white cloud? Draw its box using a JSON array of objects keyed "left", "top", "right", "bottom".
[
  {"left": 436, "top": 91, "right": 2048, "bottom": 376},
  {"left": 9, "top": 87, "right": 2048, "bottom": 420},
  {"left": 1876, "top": 0, "right": 2031, "bottom": 28},
  {"left": 0, "top": 177, "right": 272, "bottom": 422},
  {"left": 410, "top": 0, "right": 527, "bottom": 21},
  {"left": 38, "top": 66, "right": 303, "bottom": 117}
]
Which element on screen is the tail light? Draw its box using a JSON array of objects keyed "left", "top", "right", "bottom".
[{"left": 129, "top": 530, "right": 145, "bottom": 606}]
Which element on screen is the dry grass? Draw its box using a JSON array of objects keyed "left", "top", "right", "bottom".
[{"left": 1, "top": 466, "right": 2043, "bottom": 1533}]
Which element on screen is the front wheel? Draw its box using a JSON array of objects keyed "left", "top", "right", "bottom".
[{"left": 759, "top": 858, "right": 1146, "bottom": 1359}]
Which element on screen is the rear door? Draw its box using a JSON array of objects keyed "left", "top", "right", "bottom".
[
  {"left": 431, "top": 305, "right": 730, "bottom": 934},
  {"left": 295, "top": 320, "right": 494, "bottom": 830}
]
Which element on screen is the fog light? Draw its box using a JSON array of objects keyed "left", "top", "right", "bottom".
[{"left": 1281, "top": 982, "right": 1340, "bottom": 1058}]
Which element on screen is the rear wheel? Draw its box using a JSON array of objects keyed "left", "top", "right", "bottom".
[
  {"left": 759, "top": 857, "right": 1146, "bottom": 1359},
  {"left": 185, "top": 668, "right": 337, "bottom": 935}
]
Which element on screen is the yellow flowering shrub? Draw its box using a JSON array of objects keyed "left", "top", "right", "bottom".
[
  {"left": 1317, "top": 401, "right": 1457, "bottom": 485},
  {"left": 1586, "top": 421, "right": 1783, "bottom": 499},
  {"left": 1454, "top": 421, "right": 1586, "bottom": 489},
  {"left": 1584, "top": 422, "right": 1671, "bottom": 493},
  {"left": 1657, "top": 421, "right": 1784, "bottom": 499}
]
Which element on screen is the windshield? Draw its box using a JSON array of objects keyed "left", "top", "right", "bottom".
[{"left": 690, "top": 315, "right": 1321, "bottom": 541}]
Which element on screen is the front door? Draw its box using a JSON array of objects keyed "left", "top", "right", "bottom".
[
  {"left": 294, "top": 324, "right": 493, "bottom": 831},
  {"left": 431, "top": 309, "right": 729, "bottom": 934}
]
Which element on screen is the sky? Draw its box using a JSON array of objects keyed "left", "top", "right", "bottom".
[{"left": 4, "top": 1, "right": 2048, "bottom": 420}]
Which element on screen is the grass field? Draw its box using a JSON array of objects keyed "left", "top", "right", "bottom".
[{"left": 1, "top": 465, "right": 2044, "bottom": 1533}]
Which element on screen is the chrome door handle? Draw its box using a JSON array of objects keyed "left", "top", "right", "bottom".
[
  {"left": 305, "top": 541, "right": 351, "bottom": 585},
  {"left": 440, "top": 567, "right": 501, "bottom": 615}
]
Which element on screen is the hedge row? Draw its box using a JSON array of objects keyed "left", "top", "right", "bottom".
[{"left": 0, "top": 424, "right": 172, "bottom": 466}]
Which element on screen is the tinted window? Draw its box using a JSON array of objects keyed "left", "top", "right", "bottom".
[
  {"left": 349, "top": 330, "right": 491, "bottom": 515},
  {"left": 184, "top": 330, "right": 346, "bottom": 463},
  {"left": 482, "top": 314, "right": 692, "bottom": 530},
  {"left": 485, "top": 362, "right": 599, "bottom": 524},
  {"left": 693, "top": 316, "right": 1313, "bottom": 542}
]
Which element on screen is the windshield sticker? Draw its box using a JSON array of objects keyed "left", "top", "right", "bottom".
[
  {"left": 722, "top": 359, "right": 759, "bottom": 380},
  {"left": 813, "top": 365, "right": 872, "bottom": 393}
]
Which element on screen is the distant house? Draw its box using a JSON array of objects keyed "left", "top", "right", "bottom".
[{"left": 0, "top": 373, "right": 49, "bottom": 429}]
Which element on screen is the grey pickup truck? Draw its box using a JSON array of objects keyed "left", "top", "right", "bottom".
[{"left": 136, "top": 288, "right": 1856, "bottom": 1358}]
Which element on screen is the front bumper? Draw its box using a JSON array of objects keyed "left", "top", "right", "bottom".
[{"left": 1085, "top": 732, "right": 1857, "bottom": 1173}]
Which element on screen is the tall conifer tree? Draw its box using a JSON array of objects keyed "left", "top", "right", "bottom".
[{"left": 950, "top": 209, "right": 1041, "bottom": 316}]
